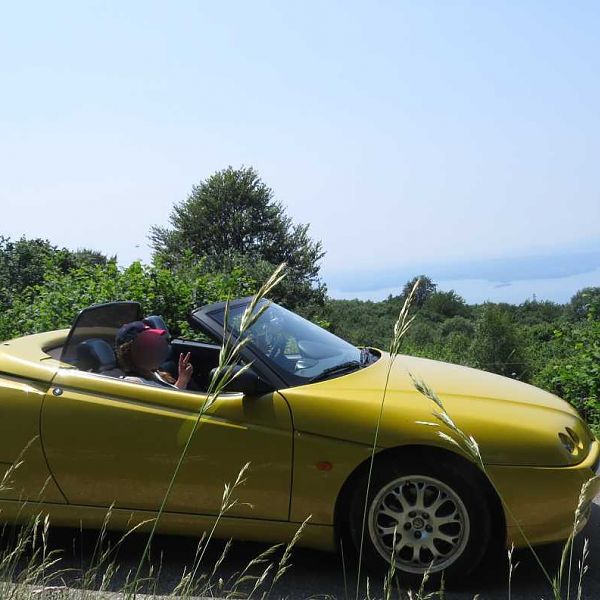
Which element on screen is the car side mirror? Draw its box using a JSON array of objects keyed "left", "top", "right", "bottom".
[{"left": 209, "top": 365, "right": 274, "bottom": 396}]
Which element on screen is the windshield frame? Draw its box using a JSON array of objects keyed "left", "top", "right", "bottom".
[
  {"left": 189, "top": 297, "right": 363, "bottom": 389},
  {"left": 190, "top": 297, "right": 290, "bottom": 390}
]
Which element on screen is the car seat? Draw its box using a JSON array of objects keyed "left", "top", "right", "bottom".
[{"left": 76, "top": 339, "right": 124, "bottom": 378}]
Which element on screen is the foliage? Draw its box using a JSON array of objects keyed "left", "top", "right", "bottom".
[
  {"left": 324, "top": 288, "right": 475, "bottom": 365},
  {"left": 423, "top": 289, "right": 472, "bottom": 320},
  {"left": 469, "top": 303, "right": 529, "bottom": 379},
  {"left": 0, "top": 236, "right": 110, "bottom": 312},
  {"left": 401, "top": 275, "right": 437, "bottom": 309},
  {"left": 0, "top": 258, "right": 255, "bottom": 342},
  {"left": 150, "top": 166, "right": 326, "bottom": 311},
  {"left": 534, "top": 291, "right": 600, "bottom": 428},
  {"left": 567, "top": 287, "right": 600, "bottom": 321}
]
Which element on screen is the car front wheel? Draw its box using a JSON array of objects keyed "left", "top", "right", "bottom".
[{"left": 348, "top": 455, "right": 492, "bottom": 585}]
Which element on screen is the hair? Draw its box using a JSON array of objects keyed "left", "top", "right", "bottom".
[{"left": 115, "top": 339, "right": 176, "bottom": 384}]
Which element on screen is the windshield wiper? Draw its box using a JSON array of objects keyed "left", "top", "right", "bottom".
[{"left": 308, "top": 360, "right": 361, "bottom": 384}]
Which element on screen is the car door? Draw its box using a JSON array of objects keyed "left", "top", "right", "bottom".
[{"left": 41, "top": 367, "right": 293, "bottom": 521}]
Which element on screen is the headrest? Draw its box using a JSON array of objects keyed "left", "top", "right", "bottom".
[
  {"left": 76, "top": 339, "right": 117, "bottom": 373},
  {"left": 143, "top": 315, "right": 170, "bottom": 338}
]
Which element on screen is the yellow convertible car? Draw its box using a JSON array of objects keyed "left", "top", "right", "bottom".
[{"left": 0, "top": 299, "right": 598, "bottom": 581}]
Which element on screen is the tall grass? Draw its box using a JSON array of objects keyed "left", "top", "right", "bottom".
[
  {"left": 0, "top": 503, "right": 308, "bottom": 599},
  {"left": 355, "top": 278, "right": 420, "bottom": 600}
]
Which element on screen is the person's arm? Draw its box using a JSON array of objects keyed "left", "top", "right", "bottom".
[
  {"left": 123, "top": 375, "right": 171, "bottom": 389},
  {"left": 175, "top": 352, "right": 193, "bottom": 389},
  {"left": 122, "top": 375, "right": 145, "bottom": 384}
]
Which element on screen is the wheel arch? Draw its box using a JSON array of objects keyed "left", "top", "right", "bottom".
[{"left": 333, "top": 444, "right": 506, "bottom": 557}]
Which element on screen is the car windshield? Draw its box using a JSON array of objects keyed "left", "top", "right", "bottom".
[{"left": 208, "top": 301, "right": 363, "bottom": 382}]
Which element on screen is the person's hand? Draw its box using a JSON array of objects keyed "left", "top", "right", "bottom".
[{"left": 175, "top": 352, "right": 193, "bottom": 389}]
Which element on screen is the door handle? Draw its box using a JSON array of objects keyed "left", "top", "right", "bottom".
[{"left": 52, "top": 387, "right": 63, "bottom": 396}]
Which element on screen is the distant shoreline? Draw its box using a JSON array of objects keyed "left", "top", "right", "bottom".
[{"left": 328, "top": 266, "right": 600, "bottom": 305}]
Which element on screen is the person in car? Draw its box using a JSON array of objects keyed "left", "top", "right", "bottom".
[{"left": 115, "top": 321, "right": 193, "bottom": 390}]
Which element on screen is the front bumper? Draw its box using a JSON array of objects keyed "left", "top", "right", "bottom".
[{"left": 487, "top": 440, "right": 600, "bottom": 548}]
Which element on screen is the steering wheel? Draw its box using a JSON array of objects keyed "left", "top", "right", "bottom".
[{"left": 266, "top": 333, "right": 287, "bottom": 360}]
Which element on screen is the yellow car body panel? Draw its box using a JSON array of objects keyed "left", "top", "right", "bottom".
[
  {"left": 0, "top": 330, "right": 66, "bottom": 503},
  {"left": 487, "top": 440, "right": 600, "bottom": 546},
  {"left": 283, "top": 351, "right": 590, "bottom": 466},
  {"left": 42, "top": 368, "right": 293, "bottom": 520},
  {"left": 0, "top": 329, "right": 598, "bottom": 556}
]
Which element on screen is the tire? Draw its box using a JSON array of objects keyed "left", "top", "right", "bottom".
[{"left": 347, "top": 454, "right": 492, "bottom": 587}]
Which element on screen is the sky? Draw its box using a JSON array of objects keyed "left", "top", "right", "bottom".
[{"left": 1, "top": 1, "right": 598, "bottom": 304}]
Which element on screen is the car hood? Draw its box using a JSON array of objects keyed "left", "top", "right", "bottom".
[
  {"left": 377, "top": 351, "right": 577, "bottom": 415},
  {"left": 281, "top": 351, "right": 593, "bottom": 467}
]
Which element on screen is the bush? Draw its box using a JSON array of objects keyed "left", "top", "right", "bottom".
[
  {"left": 469, "top": 303, "right": 529, "bottom": 379},
  {"left": 0, "top": 257, "right": 256, "bottom": 342},
  {"left": 534, "top": 294, "right": 600, "bottom": 430},
  {"left": 0, "top": 236, "right": 109, "bottom": 312}
]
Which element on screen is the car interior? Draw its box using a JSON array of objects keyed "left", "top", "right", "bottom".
[{"left": 66, "top": 315, "right": 225, "bottom": 392}]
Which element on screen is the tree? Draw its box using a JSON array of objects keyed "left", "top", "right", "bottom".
[
  {"left": 568, "top": 287, "right": 600, "bottom": 321},
  {"left": 150, "top": 166, "right": 326, "bottom": 311},
  {"left": 0, "top": 236, "right": 109, "bottom": 311},
  {"left": 0, "top": 259, "right": 255, "bottom": 342},
  {"left": 423, "top": 290, "right": 471, "bottom": 319},
  {"left": 469, "top": 303, "right": 528, "bottom": 379},
  {"left": 534, "top": 293, "right": 600, "bottom": 429},
  {"left": 516, "top": 298, "right": 563, "bottom": 325},
  {"left": 401, "top": 275, "right": 437, "bottom": 309}
]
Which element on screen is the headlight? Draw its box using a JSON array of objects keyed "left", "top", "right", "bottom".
[
  {"left": 565, "top": 427, "right": 583, "bottom": 448},
  {"left": 559, "top": 432, "right": 576, "bottom": 454},
  {"left": 559, "top": 426, "right": 586, "bottom": 458}
]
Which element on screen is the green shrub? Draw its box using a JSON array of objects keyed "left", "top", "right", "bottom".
[
  {"left": 534, "top": 295, "right": 600, "bottom": 430},
  {"left": 466, "top": 303, "right": 529, "bottom": 379},
  {"left": 0, "top": 257, "right": 256, "bottom": 342}
]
